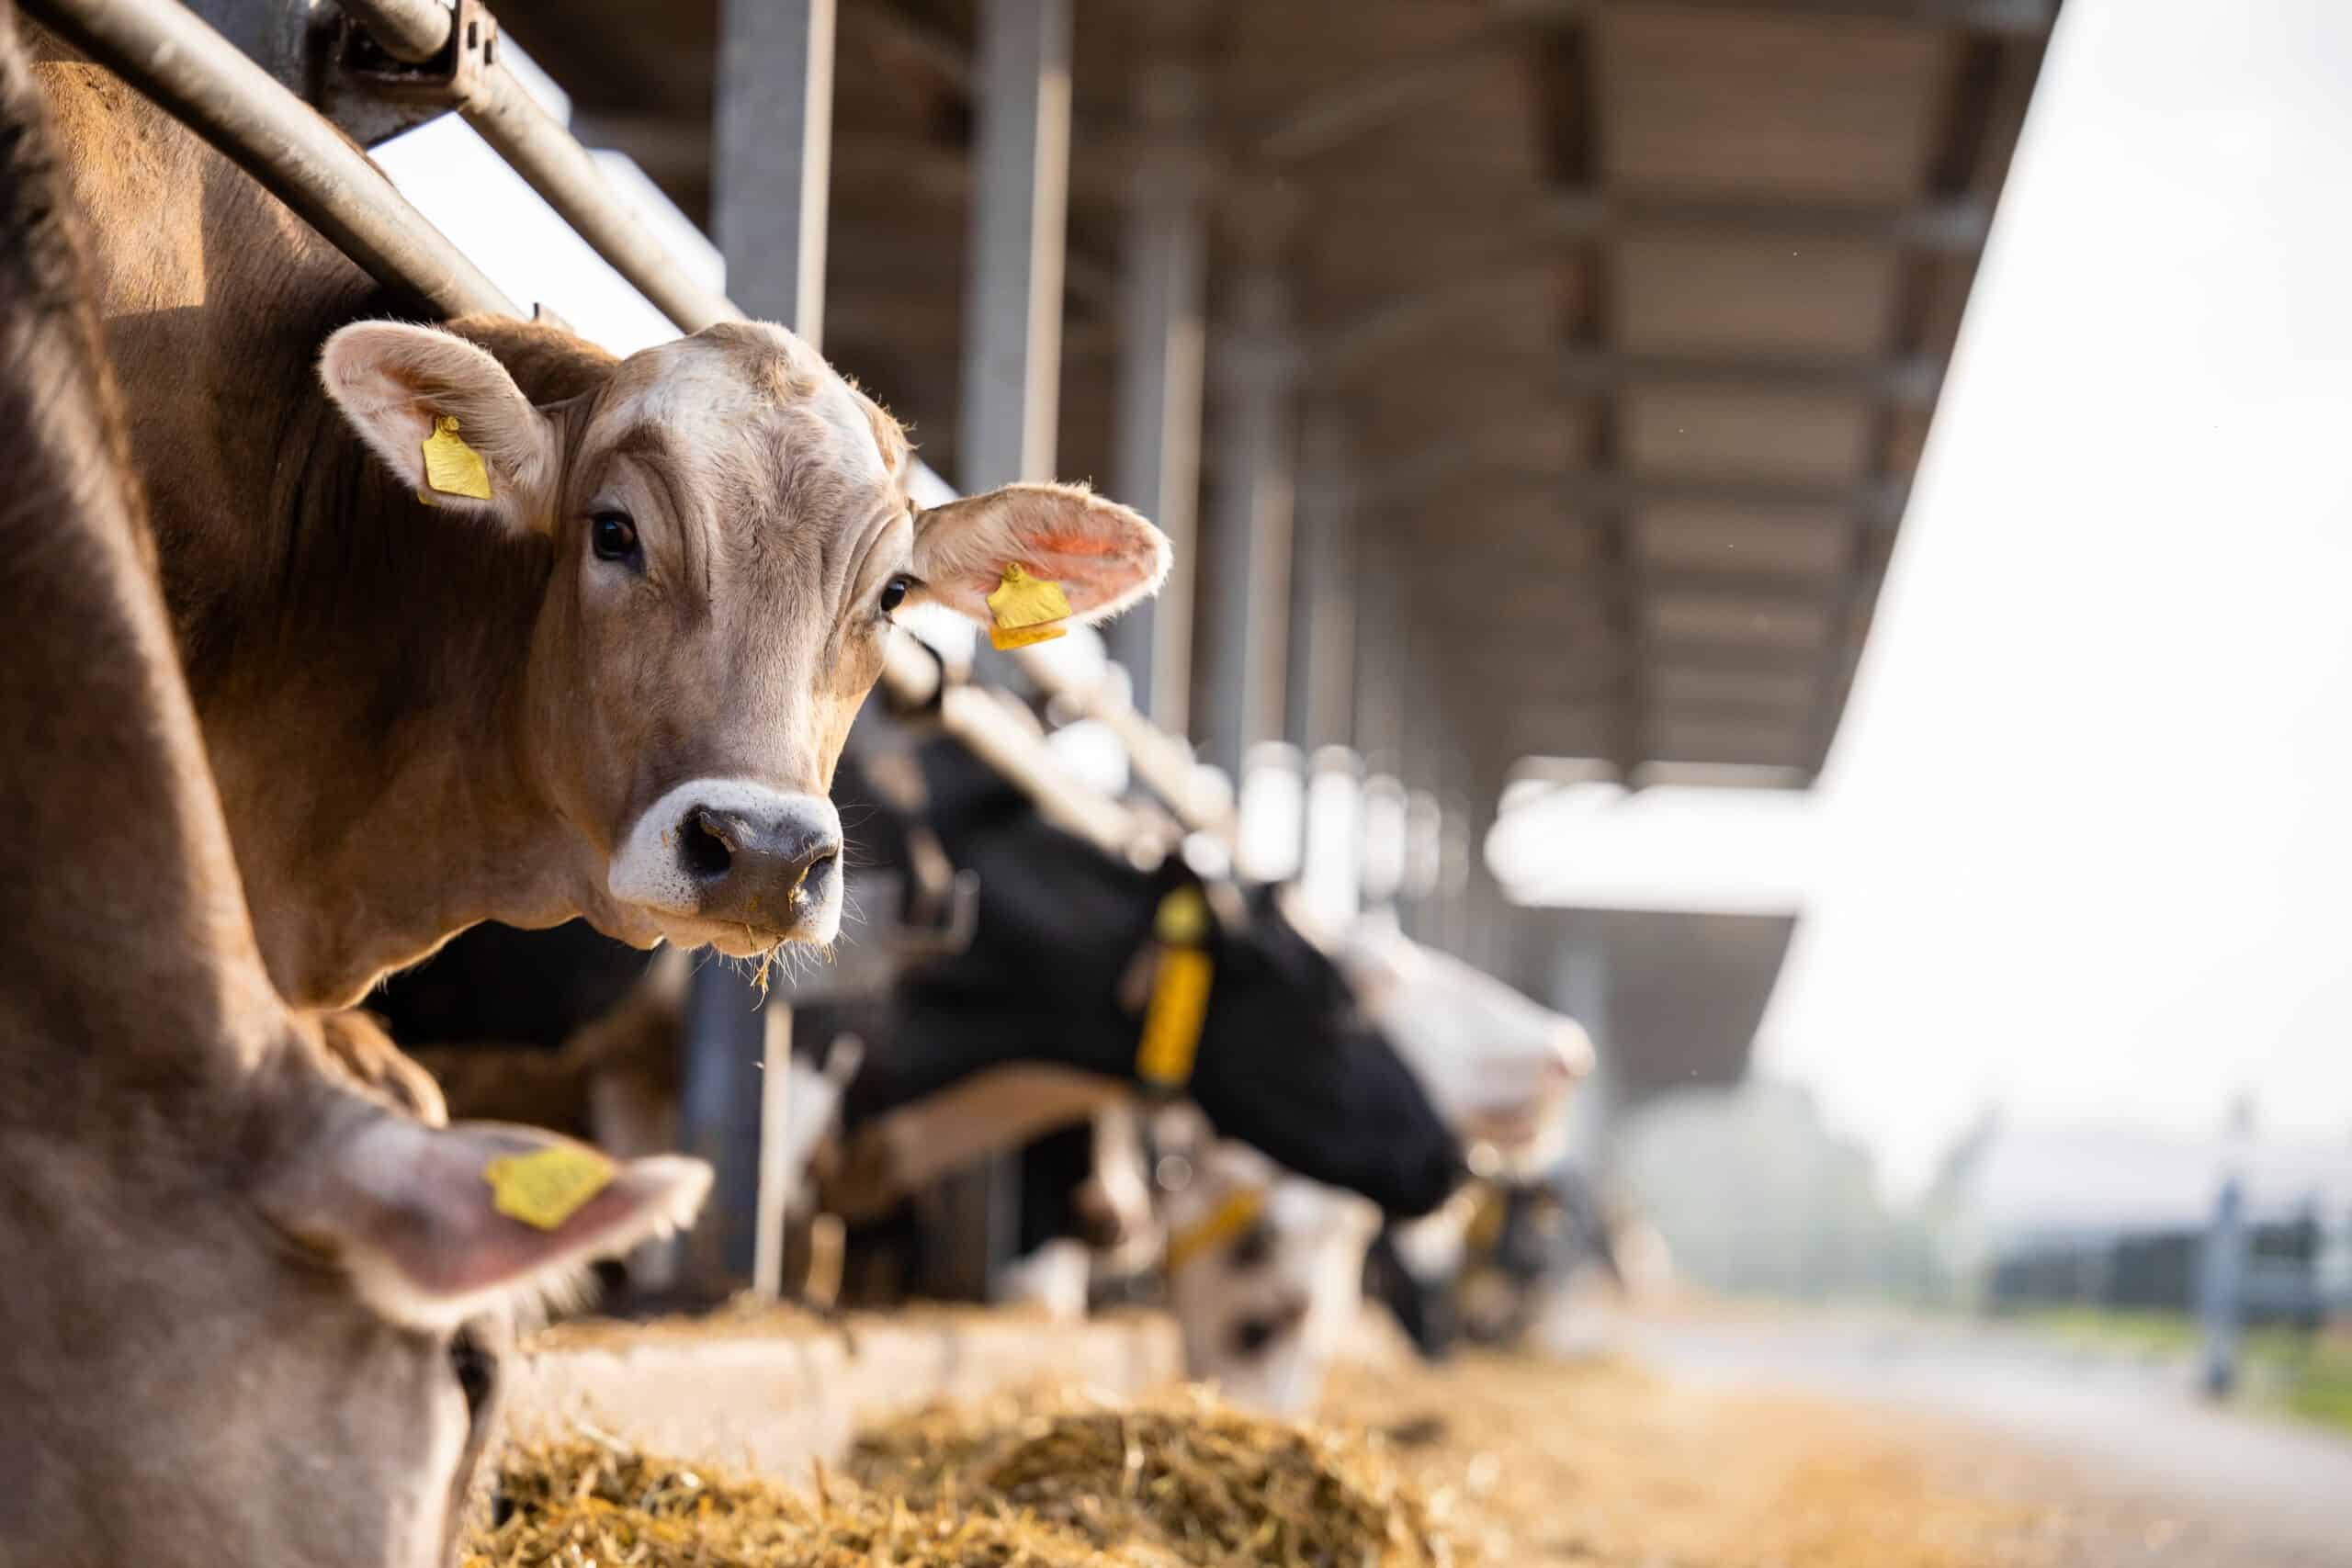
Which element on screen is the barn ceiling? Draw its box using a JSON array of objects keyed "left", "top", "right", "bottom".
[{"left": 495, "top": 0, "right": 2055, "bottom": 801}]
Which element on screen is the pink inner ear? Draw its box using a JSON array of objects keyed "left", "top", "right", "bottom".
[{"left": 1026, "top": 532, "right": 1125, "bottom": 560}]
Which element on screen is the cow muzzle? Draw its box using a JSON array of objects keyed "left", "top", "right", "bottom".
[{"left": 609, "top": 781, "right": 844, "bottom": 951}]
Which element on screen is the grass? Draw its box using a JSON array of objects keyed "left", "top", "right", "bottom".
[{"left": 2004, "top": 1305, "right": 2352, "bottom": 1438}]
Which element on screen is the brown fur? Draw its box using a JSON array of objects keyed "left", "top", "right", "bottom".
[
  {"left": 35, "top": 61, "right": 908, "bottom": 1005},
  {"left": 0, "top": 23, "right": 708, "bottom": 1558},
  {"left": 28, "top": 56, "right": 1168, "bottom": 1156}
]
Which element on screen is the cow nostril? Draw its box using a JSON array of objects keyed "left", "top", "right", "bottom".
[{"left": 684, "top": 809, "right": 735, "bottom": 881}]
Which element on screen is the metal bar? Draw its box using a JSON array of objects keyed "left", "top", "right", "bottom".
[
  {"left": 26, "top": 0, "right": 513, "bottom": 318},
  {"left": 1290, "top": 405, "right": 1357, "bottom": 755},
  {"left": 751, "top": 1001, "right": 795, "bottom": 1301},
  {"left": 1105, "top": 17, "right": 1207, "bottom": 734},
  {"left": 715, "top": 0, "right": 834, "bottom": 344},
  {"left": 959, "top": 0, "right": 1070, "bottom": 490},
  {"left": 1201, "top": 259, "right": 1297, "bottom": 778},
  {"left": 335, "top": 0, "right": 741, "bottom": 333}
]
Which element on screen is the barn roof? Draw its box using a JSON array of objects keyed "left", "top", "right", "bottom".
[{"left": 496, "top": 0, "right": 2054, "bottom": 802}]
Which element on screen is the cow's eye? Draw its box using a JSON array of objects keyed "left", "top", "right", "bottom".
[
  {"left": 590, "top": 511, "right": 639, "bottom": 562},
  {"left": 878, "top": 574, "right": 912, "bottom": 615}
]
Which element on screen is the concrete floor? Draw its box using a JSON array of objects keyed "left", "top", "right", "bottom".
[{"left": 1616, "top": 1309, "right": 2352, "bottom": 1568}]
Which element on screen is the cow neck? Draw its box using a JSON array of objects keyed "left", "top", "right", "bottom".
[
  {"left": 188, "top": 386, "right": 561, "bottom": 1010},
  {"left": 0, "top": 40, "right": 289, "bottom": 1135}
]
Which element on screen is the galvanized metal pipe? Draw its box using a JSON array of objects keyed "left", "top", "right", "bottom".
[
  {"left": 334, "top": 0, "right": 741, "bottom": 333},
  {"left": 25, "top": 0, "right": 514, "bottom": 318}
]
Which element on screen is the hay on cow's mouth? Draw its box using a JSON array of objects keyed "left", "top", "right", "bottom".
[{"left": 465, "top": 1388, "right": 1453, "bottom": 1568}]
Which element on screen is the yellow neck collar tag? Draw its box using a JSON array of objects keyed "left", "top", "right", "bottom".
[
  {"left": 1136, "top": 886, "right": 1213, "bottom": 1089},
  {"left": 1165, "top": 1186, "right": 1265, "bottom": 1277},
  {"left": 986, "top": 563, "right": 1071, "bottom": 650}
]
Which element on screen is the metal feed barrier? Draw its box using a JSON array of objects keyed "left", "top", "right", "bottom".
[{"left": 27, "top": 0, "right": 1240, "bottom": 1300}]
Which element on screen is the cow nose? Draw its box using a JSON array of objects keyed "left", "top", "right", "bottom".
[{"left": 678, "top": 798, "right": 841, "bottom": 929}]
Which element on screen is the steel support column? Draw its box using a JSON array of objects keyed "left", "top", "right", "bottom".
[
  {"left": 1554, "top": 938, "right": 1616, "bottom": 1167},
  {"left": 715, "top": 0, "right": 834, "bottom": 342},
  {"left": 1201, "top": 258, "right": 1297, "bottom": 778},
  {"left": 1105, "top": 6, "right": 1208, "bottom": 731},
  {"left": 681, "top": 0, "right": 837, "bottom": 1298},
  {"left": 1288, "top": 404, "right": 1356, "bottom": 758},
  {"left": 959, "top": 0, "right": 1071, "bottom": 491}
]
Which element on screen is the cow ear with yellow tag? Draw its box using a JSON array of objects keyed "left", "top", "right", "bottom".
[
  {"left": 906, "top": 480, "right": 1171, "bottom": 640},
  {"left": 258, "top": 1109, "right": 710, "bottom": 1333},
  {"left": 318, "top": 321, "right": 562, "bottom": 535}
]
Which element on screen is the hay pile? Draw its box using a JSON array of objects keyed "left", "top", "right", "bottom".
[
  {"left": 854, "top": 1388, "right": 1451, "bottom": 1567},
  {"left": 462, "top": 1433, "right": 1143, "bottom": 1567},
  {"left": 464, "top": 1390, "right": 1452, "bottom": 1568}
]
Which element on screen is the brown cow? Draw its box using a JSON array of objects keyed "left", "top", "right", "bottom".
[
  {"left": 30, "top": 55, "right": 1169, "bottom": 1029},
  {"left": 0, "top": 17, "right": 708, "bottom": 1562}
]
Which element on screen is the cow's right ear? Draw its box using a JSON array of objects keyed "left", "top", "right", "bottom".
[
  {"left": 319, "top": 321, "right": 560, "bottom": 534},
  {"left": 261, "top": 1106, "right": 710, "bottom": 1332}
]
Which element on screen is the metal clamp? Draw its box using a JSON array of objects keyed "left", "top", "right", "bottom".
[{"left": 334, "top": 0, "right": 495, "bottom": 110}]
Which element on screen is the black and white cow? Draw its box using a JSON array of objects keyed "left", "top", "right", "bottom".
[{"left": 378, "top": 716, "right": 1464, "bottom": 1309}]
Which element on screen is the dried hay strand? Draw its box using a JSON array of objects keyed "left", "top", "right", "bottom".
[
  {"left": 463, "top": 1433, "right": 1153, "bottom": 1568},
  {"left": 465, "top": 1387, "right": 1453, "bottom": 1568},
  {"left": 854, "top": 1387, "right": 1453, "bottom": 1568}
]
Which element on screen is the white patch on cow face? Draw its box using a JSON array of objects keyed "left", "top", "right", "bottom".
[
  {"left": 1164, "top": 1146, "right": 1381, "bottom": 1416},
  {"left": 607, "top": 778, "right": 844, "bottom": 953},
  {"left": 601, "top": 327, "right": 888, "bottom": 493},
  {"left": 1344, "top": 926, "right": 1591, "bottom": 1175}
]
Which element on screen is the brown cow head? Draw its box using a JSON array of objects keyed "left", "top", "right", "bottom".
[{"left": 319, "top": 319, "right": 1167, "bottom": 958}]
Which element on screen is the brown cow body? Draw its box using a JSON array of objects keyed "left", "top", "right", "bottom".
[
  {"left": 31, "top": 56, "right": 1170, "bottom": 1033},
  {"left": 0, "top": 14, "right": 709, "bottom": 1561}
]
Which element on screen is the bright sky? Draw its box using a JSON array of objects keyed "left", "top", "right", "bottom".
[
  {"left": 1501, "top": 0, "right": 2352, "bottom": 1195},
  {"left": 373, "top": 3, "right": 2352, "bottom": 1201}
]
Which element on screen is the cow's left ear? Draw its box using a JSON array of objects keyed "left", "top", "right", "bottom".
[
  {"left": 908, "top": 481, "right": 1170, "bottom": 626},
  {"left": 319, "top": 321, "right": 561, "bottom": 534}
]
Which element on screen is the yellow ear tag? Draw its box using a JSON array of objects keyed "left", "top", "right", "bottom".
[
  {"left": 421, "top": 413, "right": 493, "bottom": 502},
  {"left": 482, "top": 1144, "right": 616, "bottom": 1231},
  {"left": 985, "top": 563, "right": 1071, "bottom": 650}
]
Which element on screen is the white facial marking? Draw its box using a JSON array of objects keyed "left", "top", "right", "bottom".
[
  {"left": 607, "top": 778, "right": 842, "bottom": 944},
  {"left": 1346, "top": 925, "right": 1591, "bottom": 1171}
]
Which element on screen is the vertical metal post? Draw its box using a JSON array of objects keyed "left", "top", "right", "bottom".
[
  {"left": 715, "top": 0, "right": 835, "bottom": 344},
  {"left": 1106, "top": 7, "right": 1208, "bottom": 731},
  {"left": 1555, "top": 939, "right": 1615, "bottom": 1168},
  {"left": 680, "top": 0, "right": 837, "bottom": 1301},
  {"left": 751, "top": 1002, "right": 796, "bottom": 1301},
  {"left": 960, "top": 0, "right": 1071, "bottom": 491},
  {"left": 946, "top": 0, "right": 1069, "bottom": 1293},
  {"left": 1203, "top": 256, "right": 1298, "bottom": 778},
  {"left": 677, "top": 964, "right": 766, "bottom": 1293},
  {"left": 2200, "top": 1097, "right": 2256, "bottom": 1398},
  {"left": 1351, "top": 517, "right": 1404, "bottom": 774},
  {"left": 1289, "top": 404, "right": 1356, "bottom": 757}
]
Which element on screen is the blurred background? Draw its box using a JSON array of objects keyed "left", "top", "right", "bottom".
[
  {"left": 354, "top": 0, "right": 2348, "bottom": 1364},
  {"left": 157, "top": 0, "right": 2351, "bottom": 1503}
]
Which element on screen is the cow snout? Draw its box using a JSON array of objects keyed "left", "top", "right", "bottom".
[
  {"left": 681, "top": 798, "right": 840, "bottom": 925},
  {"left": 608, "top": 782, "right": 844, "bottom": 945}
]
